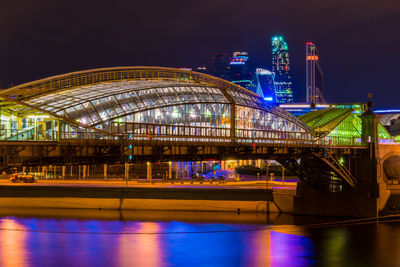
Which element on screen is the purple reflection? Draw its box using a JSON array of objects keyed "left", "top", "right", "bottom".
[
  {"left": 0, "top": 217, "right": 317, "bottom": 266},
  {"left": 270, "top": 230, "right": 316, "bottom": 266}
]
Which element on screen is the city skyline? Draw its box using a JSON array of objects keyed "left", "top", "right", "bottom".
[{"left": 0, "top": 0, "right": 399, "bottom": 108}]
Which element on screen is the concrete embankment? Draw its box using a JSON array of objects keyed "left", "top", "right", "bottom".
[{"left": 0, "top": 185, "right": 292, "bottom": 213}]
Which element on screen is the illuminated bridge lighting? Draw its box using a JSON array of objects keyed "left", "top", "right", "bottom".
[
  {"left": 0, "top": 67, "right": 396, "bottom": 148},
  {"left": 0, "top": 67, "right": 313, "bottom": 145}
]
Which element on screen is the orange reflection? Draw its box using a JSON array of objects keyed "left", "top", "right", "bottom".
[
  {"left": 247, "top": 225, "right": 310, "bottom": 267},
  {"left": 0, "top": 219, "right": 28, "bottom": 267},
  {"left": 247, "top": 228, "right": 271, "bottom": 267},
  {"left": 118, "top": 222, "right": 163, "bottom": 266}
]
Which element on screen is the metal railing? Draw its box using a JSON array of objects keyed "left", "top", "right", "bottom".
[
  {"left": 0, "top": 122, "right": 385, "bottom": 148},
  {"left": 0, "top": 128, "right": 58, "bottom": 142}
]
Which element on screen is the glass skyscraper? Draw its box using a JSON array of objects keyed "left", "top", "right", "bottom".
[
  {"left": 254, "top": 68, "right": 276, "bottom": 102},
  {"left": 271, "top": 35, "right": 293, "bottom": 103},
  {"left": 213, "top": 53, "right": 231, "bottom": 80},
  {"left": 230, "top": 52, "right": 256, "bottom": 91}
]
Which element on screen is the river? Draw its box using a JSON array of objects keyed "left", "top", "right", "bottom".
[{"left": 0, "top": 208, "right": 398, "bottom": 266}]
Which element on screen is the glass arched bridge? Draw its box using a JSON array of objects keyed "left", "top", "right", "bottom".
[{"left": 0, "top": 67, "right": 394, "bottom": 147}]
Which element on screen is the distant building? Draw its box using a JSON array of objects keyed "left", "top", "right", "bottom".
[
  {"left": 254, "top": 68, "right": 276, "bottom": 102},
  {"left": 230, "top": 52, "right": 255, "bottom": 91},
  {"left": 375, "top": 109, "right": 400, "bottom": 136},
  {"left": 271, "top": 35, "right": 293, "bottom": 103},
  {"left": 306, "top": 42, "right": 325, "bottom": 104},
  {"left": 212, "top": 53, "right": 231, "bottom": 80}
]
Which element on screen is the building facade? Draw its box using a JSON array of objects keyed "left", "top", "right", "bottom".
[
  {"left": 230, "top": 52, "right": 255, "bottom": 91},
  {"left": 271, "top": 35, "right": 293, "bottom": 103},
  {"left": 254, "top": 68, "right": 277, "bottom": 102},
  {"left": 212, "top": 53, "right": 231, "bottom": 80}
]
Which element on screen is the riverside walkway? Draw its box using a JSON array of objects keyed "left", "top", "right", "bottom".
[{"left": 0, "top": 179, "right": 296, "bottom": 213}]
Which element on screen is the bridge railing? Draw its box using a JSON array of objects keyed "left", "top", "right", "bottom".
[
  {"left": 0, "top": 128, "right": 58, "bottom": 142},
  {"left": 317, "top": 136, "right": 365, "bottom": 147},
  {"left": 58, "top": 121, "right": 316, "bottom": 146},
  {"left": 59, "top": 131, "right": 116, "bottom": 140},
  {"left": 1, "top": 124, "right": 373, "bottom": 148}
]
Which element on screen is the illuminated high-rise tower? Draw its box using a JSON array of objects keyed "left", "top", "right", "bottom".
[
  {"left": 306, "top": 42, "right": 325, "bottom": 104},
  {"left": 255, "top": 68, "right": 276, "bottom": 102},
  {"left": 271, "top": 35, "right": 293, "bottom": 103},
  {"left": 230, "top": 52, "right": 255, "bottom": 91}
]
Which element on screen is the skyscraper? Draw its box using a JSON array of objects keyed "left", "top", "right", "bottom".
[
  {"left": 230, "top": 52, "right": 255, "bottom": 91},
  {"left": 212, "top": 53, "right": 231, "bottom": 80},
  {"left": 254, "top": 68, "right": 277, "bottom": 102},
  {"left": 271, "top": 35, "right": 293, "bottom": 103},
  {"left": 306, "top": 42, "right": 325, "bottom": 104}
]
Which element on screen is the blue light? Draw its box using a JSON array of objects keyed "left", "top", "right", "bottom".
[
  {"left": 129, "top": 155, "right": 133, "bottom": 160},
  {"left": 375, "top": 109, "right": 400, "bottom": 113},
  {"left": 230, "top": 62, "right": 245, "bottom": 65},
  {"left": 128, "top": 145, "right": 132, "bottom": 149},
  {"left": 264, "top": 97, "right": 273, "bottom": 101}
]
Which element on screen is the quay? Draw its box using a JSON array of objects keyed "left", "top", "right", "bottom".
[{"left": 0, "top": 180, "right": 297, "bottom": 213}]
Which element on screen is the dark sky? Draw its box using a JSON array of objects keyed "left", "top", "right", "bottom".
[{"left": 0, "top": 0, "right": 399, "bottom": 108}]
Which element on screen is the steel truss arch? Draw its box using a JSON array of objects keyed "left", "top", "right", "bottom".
[{"left": 0, "top": 67, "right": 313, "bottom": 143}]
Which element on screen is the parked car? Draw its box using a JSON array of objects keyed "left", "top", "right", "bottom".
[{"left": 10, "top": 173, "right": 36, "bottom": 183}]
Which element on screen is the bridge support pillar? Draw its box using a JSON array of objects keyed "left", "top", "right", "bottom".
[
  {"left": 290, "top": 182, "right": 371, "bottom": 217},
  {"left": 280, "top": 147, "right": 391, "bottom": 218},
  {"left": 276, "top": 107, "right": 392, "bottom": 217}
]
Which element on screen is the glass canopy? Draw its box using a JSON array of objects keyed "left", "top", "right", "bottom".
[{"left": 0, "top": 67, "right": 313, "bottom": 143}]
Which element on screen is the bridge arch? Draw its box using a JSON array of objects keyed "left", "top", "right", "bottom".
[
  {"left": 379, "top": 149, "right": 400, "bottom": 182},
  {"left": 0, "top": 67, "right": 313, "bottom": 144}
]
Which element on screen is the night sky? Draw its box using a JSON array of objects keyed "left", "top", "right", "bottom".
[{"left": 0, "top": 0, "right": 399, "bottom": 108}]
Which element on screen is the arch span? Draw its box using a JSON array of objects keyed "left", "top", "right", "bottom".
[{"left": 0, "top": 67, "right": 313, "bottom": 144}]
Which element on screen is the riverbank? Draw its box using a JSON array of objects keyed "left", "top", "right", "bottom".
[{"left": 0, "top": 183, "right": 296, "bottom": 213}]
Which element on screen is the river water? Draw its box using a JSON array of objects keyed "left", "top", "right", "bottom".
[{"left": 0, "top": 209, "right": 399, "bottom": 266}]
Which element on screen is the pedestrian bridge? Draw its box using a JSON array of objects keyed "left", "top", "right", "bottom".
[
  {"left": 0, "top": 67, "right": 395, "bottom": 147},
  {"left": 1, "top": 67, "right": 400, "bottom": 217}
]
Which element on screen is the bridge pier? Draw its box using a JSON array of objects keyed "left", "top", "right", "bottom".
[
  {"left": 287, "top": 181, "right": 390, "bottom": 218},
  {"left": 276, "top": 107, "right": 392, "bottom": 218}
]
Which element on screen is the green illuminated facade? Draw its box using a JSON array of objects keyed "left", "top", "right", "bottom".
[
  {"left": 299, "top": 105, "right": 395, "bottom": 146},
  {"left": 271, "top": 35, "right": 293, "bottom": 103}
]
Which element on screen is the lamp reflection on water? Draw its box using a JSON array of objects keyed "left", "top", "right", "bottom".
[
  {"left": 245, "top": 225, "right": 315, "bottom": 267},
  {"left": 0, "top": 219, "right": 29, "bottom": 267},
  {"left": 118, "top": 222, "right": 164, "bottom": 266}
]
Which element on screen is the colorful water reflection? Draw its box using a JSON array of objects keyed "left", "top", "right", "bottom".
[
  {"left": 0, "top": 219, "right": 29, "bottom": 267},
  {"left": 0, "top": 213, "right": 398, "bottom": 266}
]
